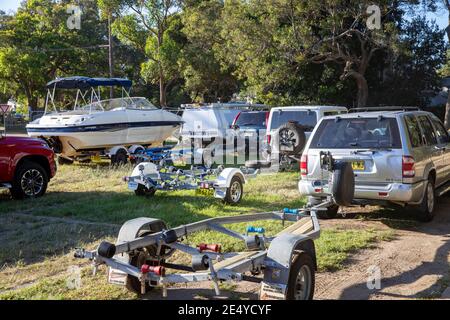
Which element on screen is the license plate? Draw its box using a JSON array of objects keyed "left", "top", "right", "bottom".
[
  {"left": 352, "top": 161, "right": 365, "bottom": 171},
  {"left": 196, "top": 188, "right": 214, "bottom": 196},
  {"left": 128, "top": 181, "right": 138, "bottom": 191},
  {"left": 108, "top": 267, "right": 127, "bottom": 286}
]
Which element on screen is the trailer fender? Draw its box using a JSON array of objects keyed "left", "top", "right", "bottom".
[
  {"left": 128, "top": 145, "right": 144, "bottom": 154},
  {"left": 260, "top": 233, "right": 316, "bottom": 299},
  {"left": 108, "top": 146, "right": 128, "bottom": 157},
  {"left": 214, "top": 168, "right": 246, "bottom": 188},
  {"left": 115, "top": 217, "right": 166, "bottom": 261},
  {"left": 131, "top": 162, "right": 158, "bottom": 177}
]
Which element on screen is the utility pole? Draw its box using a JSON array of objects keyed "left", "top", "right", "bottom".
[{"left": 108, "top": 14, "right": 114, "bottom": 99}]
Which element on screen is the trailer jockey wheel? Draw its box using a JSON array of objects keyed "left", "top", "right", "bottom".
[{"left": 286, "top": 251, "right": 315, "bottom": 300}]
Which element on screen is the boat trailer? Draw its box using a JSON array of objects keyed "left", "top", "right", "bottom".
[
  {"left": 124, "top": 162, "right": 259, "bottom": 204},
  {"left": 74, "top": 204, "right": 328, "bottom": 300}
]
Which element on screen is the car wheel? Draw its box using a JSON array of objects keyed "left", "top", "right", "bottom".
[
  {"left": 317, "top": 205, "right": 339, "bottom": 219},
  {"left": 224, "top": 176, "right": 243, "bottom": 205},
  {"left": 10, "top": 161, "right": 48, "bottom": 199},
  {"left": 285, "top": 251, "right": 315, "bottom": 300},
  {"left": 417, "top": 178, "right": 436, "bottom": 222}
]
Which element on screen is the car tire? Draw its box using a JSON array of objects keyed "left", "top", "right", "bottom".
[
  {"left": 224, "top": 176, "right": 243, "bottom": 205},
  {"left": 330, "top": 161, "right": 355, "bottom": 207},
  {"left": 417, "top": 178, "right": 436, "bottom": 222},
  {"left": 285, "top": 251, "right": 315, "bottom": 300},
  {"left": 317, "top": 205, "right": 339, "bottom": 219},
  {"left": 10, "top": 161, "right": 48, "bottom": 199}
]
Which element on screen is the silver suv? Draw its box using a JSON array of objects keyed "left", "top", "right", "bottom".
[{"left": 298, "top": 107, "right": 450, "bottom": 221}]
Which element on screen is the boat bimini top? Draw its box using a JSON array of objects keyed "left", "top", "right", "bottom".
[{"left": 44, "top": 76, "right": 156, "bottom": 115}]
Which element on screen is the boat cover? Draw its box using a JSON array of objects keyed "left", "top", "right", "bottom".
[{"left": 46, "top": 76, "right": 132, "bottom": 89}]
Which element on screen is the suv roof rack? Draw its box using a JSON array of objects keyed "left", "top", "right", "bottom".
[{"left": 348, "top": 106, "right": 421, "bottom": 113}]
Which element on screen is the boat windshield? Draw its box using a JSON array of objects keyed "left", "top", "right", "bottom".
[{"left": 75, "top": 97, "right": 157, "bottom": 113}]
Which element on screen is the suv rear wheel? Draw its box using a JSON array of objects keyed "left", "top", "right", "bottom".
[
  {"left": 308, "top": 197, "right": 339, "bottom": 219},
  {"left": 10, "top": 161, "right": 48, "bottom": 199},
  {"left": 417, "top": 178, "right": 436, "bottom": 222}
]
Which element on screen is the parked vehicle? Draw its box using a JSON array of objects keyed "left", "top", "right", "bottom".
[
  {"left": 299, "top": 107, "right": 450, "bottom": 221},
  {"left": 230, "top": 110, "right": 268, "bottom": 159},
  {"left": 180, "top": 102, "right": 267, "bottom": 165},
  {"left": 27, "top": 76, "right": 182, "bottom": 165},
  {"left": 0, "top": 130, "right": 56, "bottom": 199}
]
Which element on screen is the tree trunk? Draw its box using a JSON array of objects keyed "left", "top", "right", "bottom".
[
  {"left": 159, "top": 74, "right": 166, "bottom": 107},
  {"left": 444, "top": 9, "right": 450, "bottom": 129},
  {"left": 355, "top": 75, "right": 369, "bottom": 108},
  {"left": 445, "top": 93, "right": 450, "bottom": 130}
]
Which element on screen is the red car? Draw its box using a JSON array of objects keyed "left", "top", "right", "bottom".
[{"left": 0, "top": 134, "right": 57, "bottom": 199}]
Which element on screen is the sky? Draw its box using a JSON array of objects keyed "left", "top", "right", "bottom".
[{"left": 0, "top": 0, "right": 448, "bottom": 31}]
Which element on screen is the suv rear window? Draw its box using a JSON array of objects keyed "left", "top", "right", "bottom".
[
  {"left": 404, "top": 115, "right": 422, "bottom": 148},
  {"left": 270, "top": 110, "right": 317, "bottom": 131},
  {"left": 310, "top": 117, "right": 402, "bottom": 149},
  {"left": 235, "top": 112, "right": 267, "bottom": 128}
]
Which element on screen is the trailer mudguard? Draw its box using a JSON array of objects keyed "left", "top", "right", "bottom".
[
  {"left": 128, "top": 145, "right": 144, "bottom": 154},
  {"left": 260, "top": 233, "right": 316, "bottom": 300},
  {"left": 108, "top": 146, "right": 128, "bottom": 157},
  {"left": 130, "top": 162, "right": 158, "bottom": 177},
  {"left": 214, "top": 168, "right": 246, "bottom": 188}
]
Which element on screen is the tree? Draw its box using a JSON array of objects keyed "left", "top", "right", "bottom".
[
  {"left": 442, "top": 0, "right": 450, "bottom": 128},
  {"left": 0, "top": 0, "right": 108, "bottom": 109},
  {"left": 107, "top": 0, "right": 180, "bottom": 107},
  {"left": 180, "top": 0, "right": 239, "bottom": 102}
]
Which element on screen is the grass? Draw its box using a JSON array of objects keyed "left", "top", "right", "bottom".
[{"left": 0, "top": 161, "right": 394, "bottom": 299}]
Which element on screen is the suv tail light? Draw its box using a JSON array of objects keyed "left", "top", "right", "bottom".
[
  {"left": 232, "top": 112, "right": 241, "bottom": 126},
  {"left": 300, "top": 154, "right": 308, "bottom": 176},
  {"left": 402, "top": 156, "right": 415, "bottom": 178},
  {"left": 267, "top": 134, "right": 271, "bottom": 144}
]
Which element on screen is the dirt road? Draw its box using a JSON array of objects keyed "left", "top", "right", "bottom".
[{"left": 145, "top": 197, "right": 450, "bottom": 300}]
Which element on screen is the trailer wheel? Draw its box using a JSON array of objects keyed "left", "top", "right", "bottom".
[
  {"left": 224, "top": 176, "right": 243, "bottom": 205},
  {"left": 286, "top": 251, "right": 315, "bottom": 300},
  {"left": 57, "top": 156, "right": 73, "bottom": 165},
  {"left": 111, "top": 149, "right": 128, "bottom": 166},
  {"left": 126, "top": 229, "right": 165, "bottom": 294},
  {"left": 134, "top": 185, "right": 156, "bottom": 197}
]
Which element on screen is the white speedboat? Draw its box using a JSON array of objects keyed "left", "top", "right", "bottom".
[{"left": 27, "top": 77, "right": 182, "bottom": 160}]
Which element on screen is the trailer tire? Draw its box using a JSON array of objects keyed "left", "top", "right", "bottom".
[
  {"left": 330, "top": 161, "right": 354, "bottom": 207},
  {"left": 286, "top": 251, "right": 315, "bottom": 300},
  {"left": 275, "top": 122, "right": 306, "bottom": 156},
  {"left": 224, "top": 175, "right": 243, "bottom": 205},
  {"left": 111, "top": 149, "right": 128, "bottom": 166},
  {"left": 134, "top": 185, "right": 156, "bottom": 197},
  {"left": 57, "top": 156, "right": 73, "bottom": 165},
  {"left": 125, "top": 228, "right": 165, "bottom": 294}
]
